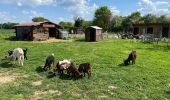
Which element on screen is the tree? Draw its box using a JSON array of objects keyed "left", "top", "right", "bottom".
[
  {"left": 74, "top": 17, "right": 84, "bottom": 28},
  {"left": 0, "top": 22, "right": 18, "bottom": 29},
  {"left": 59, "top": 21, "right": 74, "bottom": 29},
  {"left": 82, "top": 21, "right": 92, "bottom": 29},
  {"left": 142, "top": 14, "right": 157, "bottom": 24},
  {"left": 93, "top": 6, "right": 112, "bottom": 31},
  {"left": 32, "top": 17, "right": 49, "bottom": 22},
  {"left": 122, "top": 12, "right": 142, "bottom": 32},
  {"left": 157, "top": 15, "right": 170, "bottom": 23},
  {"left": 111, "top": 16, "right": 124, "bottom": 32}
]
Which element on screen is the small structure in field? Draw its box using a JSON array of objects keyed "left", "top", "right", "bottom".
[
  {"left": 15, "top": 21, "right": 60, "bottom": 41},
  {"left": 133, "top": 23, "right": 170, "bottom": 38},
  {"left": 85, "top": 26, "right": 103, "bottom": 42}
]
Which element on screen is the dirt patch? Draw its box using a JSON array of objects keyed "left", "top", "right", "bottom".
[
  {"left": 98, "top": 94, "right": 108, "bottom": 98},
  {"left": 0, "top": 72, "right": 20, "bottom": 84},
  {"left": 0, "top": 72, "right": 28, "bottom": 85},
  {"left": 0, "top": 75, "right": 16, "bottom": 84},
  {"left": 32, "top": 38, "right": 73, "bottom": 43},
  {"left": 108, "top": 85, "right": 117, "bottom": 90},
  {"left": 32, "top": 80, "right": 42, "bottom": 86},
  {"left": 32, "top": 89, "right": 62, "bottom": 100},
  {"left": 107, "top": 85, "right": 118, "bottom": 95},
  {"left": 72, "top": 92, "right": 81, "bottom": 97}
]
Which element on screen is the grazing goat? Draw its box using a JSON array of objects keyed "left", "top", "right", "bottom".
[
  {"left": 67, "top": 62, "right": 83, "bottom": 78},
  {"left": 78, "top": 63, "right": 91, "bottom": 78},
  {"left": 43, "top": 54, "right": 55, "bottom": 71},
  {"left": 54, "top": 59, "right": 71, "bottom": 75},
  {"left": 6, "top": 48, "right": 28, "bottom": 60},
  {"left": 11, "top": 48, "right": 25, "bottom": 66},
  {"left": 124, "top": 51, "right": 137, "bottom": 66}
]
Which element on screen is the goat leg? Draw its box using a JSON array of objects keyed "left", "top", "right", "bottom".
[{"left": 84, "top": 72, "right": 85, "bottom": 77}]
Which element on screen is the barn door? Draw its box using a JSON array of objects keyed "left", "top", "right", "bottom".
[
  {"left": 162, "top": 27, "right": 169, "bottom": 38},
  {"left": 133, "top": 27, "right": 139, "bottom": 35},
  {"left": 147, "top": 27, "right": 153, "bottom": 34}
]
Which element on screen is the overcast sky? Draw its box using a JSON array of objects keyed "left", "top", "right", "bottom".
[{"left": 0, "top": 0, "right": 170, "bottom": 23}]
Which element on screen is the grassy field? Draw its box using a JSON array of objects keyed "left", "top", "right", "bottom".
[{"left": 0, "top": 29, "right": 170, "bottom": 100}]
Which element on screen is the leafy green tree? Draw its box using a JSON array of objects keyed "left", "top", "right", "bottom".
[
  {"left": 93, "top": 6, "right": 112, "bottom": 31},
  {"left": 74, "top": 17, "right": 84, "bottom": 28},
  {"left": 82, "top": 21, "right": 92, "bottom": 29},
  {"left": 111, "top": 16, "right": 124, "bottom": 32},
  {"left": 157, "top": 15, "right": 170, "bottom": 23},
  {"left": 59, "top": 21, "right": 74, "bottom": 29},
  {"left": 142, "top": 14, "right": 157, "bottom": 24},
  {"left": 32, "top": 17, "right": 49, "bottom": 22},
  {"left": 0, "top": 22, "right": 18, "bottom": 29},
  {"left": 122, "top": 12, "right": 141, "bottom": 32}
]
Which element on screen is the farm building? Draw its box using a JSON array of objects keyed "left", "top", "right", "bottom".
[
  {"left": 133, "top": 23, "right": 170, "bottom": 38},
  {"left": 85, "top": 26, "right": 103, "bottom": 42},
  {"left": 15, "top": 21, "right": 60, "bottom": 41}
]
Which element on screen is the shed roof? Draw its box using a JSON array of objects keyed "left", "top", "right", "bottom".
[
  {"left": 15, "top": 21, "right": 59, "bottom": 27},
  {"left": 89, "top": 26, "right": 102, "bottom": 29}
]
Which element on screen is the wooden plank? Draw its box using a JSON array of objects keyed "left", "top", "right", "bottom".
[{"left": 43, "top": 24, "right": 55, "bottom": 28}]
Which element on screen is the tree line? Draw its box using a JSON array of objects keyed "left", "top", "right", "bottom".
[
  {"left": 0, "top": 22, "right": 18, "bottom": 29},
  {"left": 1, "top": 6, "right": 170, "bottom": 32},
  {"left": 59, "top": 6, "right": 170, "bottom": 32}
]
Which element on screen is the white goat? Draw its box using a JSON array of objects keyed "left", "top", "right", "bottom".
[{"left": 11, "top": 48, "right": 24, "bottom": 66}]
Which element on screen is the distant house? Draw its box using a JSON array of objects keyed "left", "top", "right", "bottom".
[
  {"left": 133, "top": 23, "right": 170, "bottom": 38},
  {"left": 15, "top": 21, "right": 60, "bottom": 41},
  {"left": 85, "top": 26, "right": 103, "bottom": 42}
]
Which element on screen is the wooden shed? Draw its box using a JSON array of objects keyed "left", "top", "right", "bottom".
[
  {"left": 15, "top": 21, "right": 60, "bottom": 41},
  {"left": 133, "top": 23, "right": 170, "bottom": 38},
  {"left": 85, "top": 26, "right": 103, "bottom": 42}
]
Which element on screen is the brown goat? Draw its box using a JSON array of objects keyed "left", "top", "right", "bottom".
[
  {"left": 124, "top": 51, "right": 137, "bottom": 66},
  {"left": 78, "top": 63, "right": 91, "bottom": 78},
  {"left": 67, "top": 62, "right": 83, "bottom": 78}
]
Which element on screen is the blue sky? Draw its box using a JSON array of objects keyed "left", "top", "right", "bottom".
[{"left": 0, "top": 0, "right": 170, "bottom": 23}]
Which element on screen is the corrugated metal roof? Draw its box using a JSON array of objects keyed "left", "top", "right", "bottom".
[
  {"left": 15, "top": 21, "right": 58, "bottom": 27},
  {"left": 89, "top": 26, "right": 102, "bottom": 29},
  {"left": 15, "top": 22, "right": 43, "bottom": 26}
]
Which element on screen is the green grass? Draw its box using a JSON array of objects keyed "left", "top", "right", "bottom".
[{"left": 0, "top": 29, "right": 170, "bottom": 100}]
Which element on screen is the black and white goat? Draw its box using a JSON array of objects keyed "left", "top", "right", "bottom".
[
  {"left": 6, "top": 48, "right": 28, "bottom": 60},
  {"left": 43, "top": 54, "right": 55, "bottom": 71},
  {"left": 10, "top": 48, "right": 25, "bottom": 66}
]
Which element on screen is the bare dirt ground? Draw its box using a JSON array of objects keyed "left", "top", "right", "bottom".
[
  {"left": 32, "top": 80, "right": 42, "bottom": 86},
  {"left": 31, "top": 89, "right": 62, "bottom": 100},
  {"left": 0, "top": 72, "right": 28, "bottom": 84},
  {"left": 32, "top": 38, "right": 73, "bottom": 43}
]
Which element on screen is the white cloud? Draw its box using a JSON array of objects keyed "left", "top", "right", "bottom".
[
  {"left": 138, "top": 0, "right": 170, "bottom": 15},
  {"left": 110, "top": 7, "right": 120, "bottom": 16},
  {"left": 22, "top": 10, "right": 43, "bottom": 19},
  {"left": 56, "top": 0, "right": 98, "bottom": 17},
  {"left": 0, "top": 0, "right": 55, "bottom": 8},
  {"left": 58, "top": 17, "right": 68, "bottom": 22},
  {"left": 0, "top": 0, "right": 98, "bottom": 18},
  {"left": 0, "top": 11, "right": 16, "bottom": 22}
]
